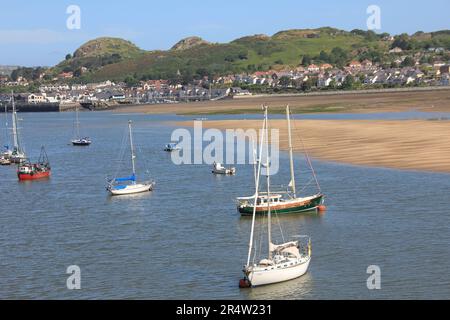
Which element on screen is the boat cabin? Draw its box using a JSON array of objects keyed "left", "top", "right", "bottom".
[{"left": 256, "top": 195, "right": 283, "bottom": 205}]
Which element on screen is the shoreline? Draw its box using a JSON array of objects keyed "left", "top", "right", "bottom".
[
  {"left": 114, "top": 88, "right": 450, "bottom": 115},
  {"left": 175, "top": 119, "right": 450, "bottom": 174}
]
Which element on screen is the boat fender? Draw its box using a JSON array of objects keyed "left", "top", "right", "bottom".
[
  {"left": 239, "top": 278, "right": 251, "bottom": 288},
  {"left": 317, "top": 205, "right": 327, "bottom": 212}
]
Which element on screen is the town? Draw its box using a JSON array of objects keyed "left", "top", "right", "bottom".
[{"left": 0, "top": 45, "right": 449, "bottom": 111}]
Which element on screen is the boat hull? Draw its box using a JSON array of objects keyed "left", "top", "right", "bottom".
[
  {"left": 247, "top": 257, "right": 311, "bottom": 287},
  {"left": 72, "top": 141, "right": 91, "bottom": 146},
  {"left": 239, "top": 194, "right": 324, "bottom": 216},
  {"left": 18, "top": 171, "right": 51, "bottom": 181},
  {"left": 108, "top": 182, "right": 154, "bottom": 196}
]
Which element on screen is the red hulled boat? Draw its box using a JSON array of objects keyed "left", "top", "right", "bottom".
[{"left": 17, "top": 147, "right": 51, "bottom": 181}]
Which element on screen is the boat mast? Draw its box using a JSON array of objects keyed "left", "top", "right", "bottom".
[
  {"left": 265, "top": 106, "right": 272, "bottom": 260},
  {"left": 286, "top": 105, "right": 296, "bottom": 198},
  {"left": 11, "top": 91, "right": 19, "bottom": 150},
  {"left": 4, "top": 103, "right": 8, "bottom": 146},
  {"left": 128, "top": 120, "right": 136, "bottom": 182},
  {"left": 246, "top": 106, "right": 267, "bottom": 268},
  {"left": 75, "top": 106, "right": 80, "bottom": 139}
]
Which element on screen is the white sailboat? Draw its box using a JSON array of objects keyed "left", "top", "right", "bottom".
[
  {"left": 240, "top": 106, "right": 312, "bottom": 288},
  {"left": 1, "top": 103, "right": 12, "bottom": 164},
  {"left": 107, "top": 120, "right": 155, "bottom": 196},
  {"left": 9, "top": 92, "right": 26, "bottom": 164},
  {"left": 71, "top": 106, "right": 91, "bottom": 146}
]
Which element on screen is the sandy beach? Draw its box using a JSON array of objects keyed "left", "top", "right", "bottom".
[
  {"left": 116, "top": 89, "right": 450, "bottom": 115},
  {"left": 177, "top": 119, "right": 450, "bottom": 173}
]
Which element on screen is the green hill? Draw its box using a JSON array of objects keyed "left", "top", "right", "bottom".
[{"left": 52, "top": 28, "right": 450, "bottom": 83}]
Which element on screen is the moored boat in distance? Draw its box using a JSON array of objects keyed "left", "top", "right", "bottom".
[
  {"left": 0, "top": 156, "right": 11, "bottom": 165},
  {"left": 237, "top": 105, "right": 324, "bottom": 216},
  {"left": 212, "top": 162, "right": 236, "bottom": 175},
  {"left": 71, "top": 106, "right": 92, "bottom": 146},
  {"left": 164, "top": 143, "right": 180, "bottom": 152},
  {"left": 17, "top": 147, "right": 51, "bottom": 181},
  {"left": 9, "top": 91, "right": 26, "bottom": 164},
  {"left": 107, "top": 120, "right": 155, "bottom": 196}
]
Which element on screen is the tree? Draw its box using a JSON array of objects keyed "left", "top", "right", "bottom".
[
  {"left": 319, "top": 50, "right": 329, "bottom": 62},
  {"left": 401, "top": 56, "right": 415, "bottom": 67},
  {"left": 279, "top": 76, "right": 291, "bottom": 87},
  {"left": 301, "top": 55, "right": 312, "bottom": 66},
  {"left": 65, "top": 54, "right": 72, "bottom": 60},
  {"left": 124, "top": 75, "right": 138, "bottom": 87},
  {"left": 391, "top": 34, "right": 412, "bottom": 50},
  {"left": 342, "top": 75, "right": 355, "bottom": 90}
]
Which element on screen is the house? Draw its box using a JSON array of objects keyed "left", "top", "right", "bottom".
[
  {"left": 320, "top": 63, "right": 333, "bottom": 71},
  {"left": 349, "top": 61, "right": 362, "bottom": 69},
  {"left": 231, "top": 87, "right": 251, "bottom": 96},
  {"left": 307, "top": 64, "right": 320, "bottom": 73},
  {"left": 58, "top": 72, "right": 73, "bottom": 79},
  {"left": 44, "top": 92, "right": 67, "bottom": 103},
  {"left": 361, "top": 60, "right": 373, "bottom": 69},
  {"left": 389, "top": 47, "right": 403, "bottom": 54},
  {"left": 27, "top": 93, "right": 46, "bottom": 104},
  {"left": 440, "top": 65, "right": 450, "bottom": 74},
  {"left": 440, "top": 73, "right": 449, "bottom": 86}
]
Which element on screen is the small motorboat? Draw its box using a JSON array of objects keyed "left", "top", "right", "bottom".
[
  {"left": 72, "top": 137, "right": 92, "bottom": 146},
  {"left": 212, "top": 162, "right": 236, "bottom": 175},
  {"left": 0, "top": 156, "right": 11, "bottom": 165},
  {"left": 164, "top": 143, "right": 180, "bottom": 152}
]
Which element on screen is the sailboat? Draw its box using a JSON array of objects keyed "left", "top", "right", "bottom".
[
  {"left": 1, "top": 104, "right": 12, "bottom": 165},
  {"left": 17, "top": 146, "right": 51, "bottom": 181},
  {"left": 237, "top": 105, "right": 324, "bottom": 216},
  {"left": 240, "top": 106, "right": 312, "bottom": 288},
  {"left": 9, "top": 92, "right": 26, "bottom": 164},
  {"left": 71, "top": 106, "right": 91, "bottom": 146},
  {"left": 107, "top": 120, "right": 155, "bottom": 195}
]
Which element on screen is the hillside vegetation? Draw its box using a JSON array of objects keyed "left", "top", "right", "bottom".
[{"left": 48, "top": 28, "right": 450, "bottom": 84}]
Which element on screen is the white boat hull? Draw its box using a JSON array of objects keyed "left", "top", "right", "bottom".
[
  {"left": 109, "top": 182, "right": 154, "bottom": 196},
  {"left": 247, "top": 257, "right": 310, "bottom": 287}
]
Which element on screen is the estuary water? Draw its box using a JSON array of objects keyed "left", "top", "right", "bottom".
[{"left": 0, "top": 111, "right": 449, "bottom": 299}]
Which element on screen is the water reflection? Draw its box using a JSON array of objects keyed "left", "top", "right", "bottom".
[{"left": 243, "top": 272, "right": 314, "bottom": 300}]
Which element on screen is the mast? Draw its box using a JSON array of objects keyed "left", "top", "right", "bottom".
[
  {"left": 11, "top": 91, "right": 18, "bottom": 149},
  {"left": 246, "top": 106, "right": 267, "bottom": 267},
  {"left": 75, "top": 106, "right": 80, "bottom": 139},
  {"left": 265, "top": 106, "right": 272, "bottom": 260},
  {"left": 286, "top": 105, "right": 296, "bottom": 197},
  {"left": 4, "top": 103, "right": 8, "bottom": 147},
  {"left": 128, "top": 120, "right": 136, "bottom": 182}
]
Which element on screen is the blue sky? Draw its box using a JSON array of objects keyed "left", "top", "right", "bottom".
[{"left": 0, "top": 0, "right": 449, "bottom": 66}]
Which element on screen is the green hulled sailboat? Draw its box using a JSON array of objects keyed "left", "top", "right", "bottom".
[{"left": 237, "top": 106, "right": 324, "bottom": 216}]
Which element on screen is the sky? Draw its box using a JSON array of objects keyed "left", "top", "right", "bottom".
[{"left": 0, "top": 0, "right": 449, "bottom": 67}]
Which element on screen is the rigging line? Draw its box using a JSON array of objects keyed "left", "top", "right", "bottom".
[
  {"left": 273, "top": 210, "right": 286, "bottom": 244},
  {"left": 113, "top": 125, "right": 129, "bottom": 178},
  {"left": 290, "top": 114, "right": 322, "bottom": 192}
]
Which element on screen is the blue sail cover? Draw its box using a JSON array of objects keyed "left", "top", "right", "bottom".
[{"left": 115, "top": 174, "right": 136, "bottom": 182}]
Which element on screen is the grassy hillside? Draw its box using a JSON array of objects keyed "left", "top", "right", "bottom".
[{"left": 51, "top": 28, "right": 450, "bottom": 83}]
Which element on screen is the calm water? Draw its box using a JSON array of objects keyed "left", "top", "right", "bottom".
[{"left": 0, "top": 112, "right": 449, "bottom": 300}]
